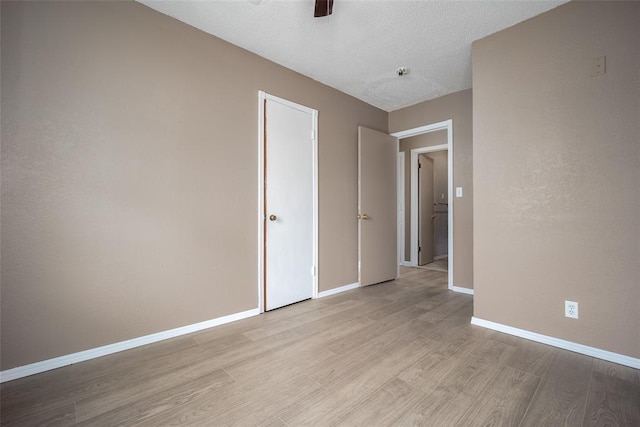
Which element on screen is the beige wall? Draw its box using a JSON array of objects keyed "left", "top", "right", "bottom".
[
  {"left": 399, "top": 132, "right": 447, "bottom": 261},
  {"left": 390, "top": 89, "right": 473, "bottom": 289},
  {"left": 0, "top": 1, "right": 387, "bottom": 370},
  {"left": 473, "top": 1, "right": 640, "bottom": 358}
]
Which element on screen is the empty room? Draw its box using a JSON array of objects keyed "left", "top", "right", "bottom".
[{"left": 1, "top": 0, "right": 638, "bottom": 425}]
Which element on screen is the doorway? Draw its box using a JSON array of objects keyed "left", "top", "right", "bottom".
[
  {"left": 418, "top": 151, "right": 449, "bottom": 271},
  {"left": 391, "top": 120, "right": 453, "bottom": 291},
  {"left": 257, "top": 92, "right": 319, "bottom": 312}
]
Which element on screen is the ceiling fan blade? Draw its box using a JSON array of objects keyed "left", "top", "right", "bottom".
[{"left": 314, "top": 0, "right": 334, "bottom": 17}]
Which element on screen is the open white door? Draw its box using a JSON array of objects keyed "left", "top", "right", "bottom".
[
  {"left": 263, "top": 95, "right": 317, "bottom": 310},
  {"left": 358, "top": 126, "right": 398, "bottom": 286},
  {"left": 418, "top": 154, "right": 435, "bottom": 265}
]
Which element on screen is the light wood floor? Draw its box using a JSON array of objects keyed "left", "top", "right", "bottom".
[
  {"left": 2, "top": 267, "right": 639, "bottom": 426},
  {"left": 418, "top": 258, "right": 448, "bottom": 273}
]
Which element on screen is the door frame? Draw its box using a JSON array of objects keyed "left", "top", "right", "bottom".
[
  {"left": 391, "top": 119, "right": 453, "bottom": 290},
  {"left": 397, "top": 152, "right": 405, "bottom": 274},
  {"left": 257, "top": 91, "right": 319, "bottom": 313}
]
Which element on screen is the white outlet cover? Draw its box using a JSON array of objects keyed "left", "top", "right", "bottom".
[
  {"left": 456, "top": 187, "right": 463, "bottom": 197},
  {"left": 565, "top": 300, "right": 579, "bottom": 319}
]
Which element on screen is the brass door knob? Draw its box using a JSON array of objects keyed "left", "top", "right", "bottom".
[
  {"left": 269, "top": 214, "right": 277, "bottom": 221},
  {"left": 361, "top": 214, "right": 369, "bottom": 220}
]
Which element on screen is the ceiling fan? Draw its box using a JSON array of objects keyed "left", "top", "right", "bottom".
[{"left": 314, "top": 0, "right": 334, "bottom": 17}]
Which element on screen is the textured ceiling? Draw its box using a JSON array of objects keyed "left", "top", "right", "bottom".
[{"left": 138, "top": 0, "right": 567, "bottom": 112}]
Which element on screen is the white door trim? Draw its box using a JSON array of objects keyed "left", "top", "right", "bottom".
[
  {"left": 397, "top": 152, "right": 405, "bottom": 272},
  {"left": 258, "top": 91, "right": 319, "bottom": 313},
  {"left": 391, "top": 119, "right": 453, "bottom": 290}
]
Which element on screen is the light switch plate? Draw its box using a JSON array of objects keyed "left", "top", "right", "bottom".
[{"left": 456, "top": 187, "right": 463, "bottom": 198}]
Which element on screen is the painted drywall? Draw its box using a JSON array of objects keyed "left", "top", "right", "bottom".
[
  {"left": 399, "top": 132, "right": 447, "bottom": 261},
  {"left": 390, "top": 89, "right": 473, "bottom": 289},
  {"left": 473, "top": 1, "right": 640, "bottom": 358},
  {"left": 0, "top": 1, "right": 387, "bottom": 370}
]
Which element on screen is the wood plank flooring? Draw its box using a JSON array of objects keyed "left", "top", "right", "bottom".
[{"left": 1, "top": 266, "right": 638, "bottom": 426}]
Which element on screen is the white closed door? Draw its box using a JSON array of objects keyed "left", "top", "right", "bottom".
[
  {"left": 358, "top": 126, "right": 398, "bottom": 286},
  {"left": 264, "top": 97, "right": 316, "bottom": 311}
]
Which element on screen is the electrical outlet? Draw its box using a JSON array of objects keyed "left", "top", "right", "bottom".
[
  {"left": 591, "top": 55, "right": 606, "bottom": 77},
  {"left": 565, "top": 301, "right": 578, "bottom": 319}
]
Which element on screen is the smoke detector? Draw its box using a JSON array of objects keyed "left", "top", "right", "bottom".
[{"left": 396, "top": 67, "right": 410, "bottom": 76}]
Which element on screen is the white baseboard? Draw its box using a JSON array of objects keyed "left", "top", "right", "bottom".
[
  {"left": 317, "top": 282, "right": 360, "bottom": 298},
  {"left": 471, "top": 317, "right": 640, "bottom": 369},
  {"left": 452, "top": 285, "right": 474, "bottom": 295},
  {"left": 400, "top": 261, "right": 414, "bottom": 267},
  {"left": 0, "top": 308, "right": 260, "bottom": 383}
]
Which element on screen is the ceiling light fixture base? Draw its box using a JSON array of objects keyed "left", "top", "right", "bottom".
[{"left": 396, "top": 67, "right": 410, "bottom": 76}]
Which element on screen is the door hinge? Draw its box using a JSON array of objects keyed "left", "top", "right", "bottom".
[
  {"left": 419, "top": 246, "right": 421, "bottom": 252},
  {"left": 418, "top": 162, "right": 421, "bottom": 169}
]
